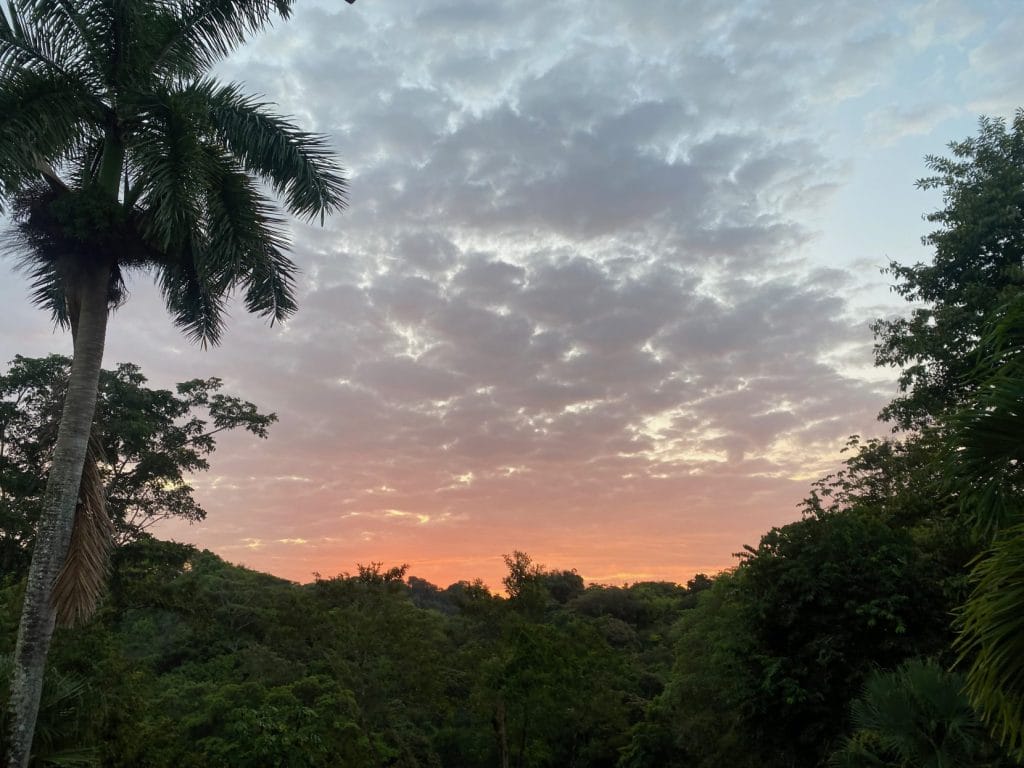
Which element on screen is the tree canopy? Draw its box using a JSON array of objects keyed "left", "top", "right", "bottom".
[
  {"left": 874, "top": 111, "right": 1024, "bottom": 429},
  {"left": 0, "top": 354, "right": 275, "bottom": 575}
]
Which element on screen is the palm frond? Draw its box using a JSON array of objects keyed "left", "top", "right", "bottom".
[
  {"left": 949, "top": 295, "right": 1024, "bottom": 535},
  {"left": 241, "top": 234, "right": 298, "bottom": 323},
  {"left": 5, "top": 183, "right": 75, "bottom": 326},
  {"left": 832, "top": 660, "right": 1000, "bottom": 767},
  {"left": 128, "top": 87, "right": 208, "bottom": 251},
  {"left": 25, "top": 0, "right": 109, "bottom": 72},
  {"left": 104, "top": 0, "right": 182, "bottom": 97},
  {"left": 956, "top": 525, "right": 1024, "bottom": 760},
  {"left": 0, "top": 67, "right": 103, "bottom": 205},
  {"left": 205, "top": 80, "right": 347, "bottom": 221},
  {"left": 0, "top": 653, "right": 100, "bottom": 765},
  {"left": 15, "top": 251, "right": 72, "bottom": 327},
  {"left": 125, "top": 80, "right": 331, "bottom": 343},
  {"left": 66, "top": 133, "right": 104, "bottom": 190},
  {"left": 35, "top": 747, "right": 100, "bottom": 767},
  {"left": 4, "top": 181, "right": 128, "bottom": 325},
  {"left": 0, "top": 0, "right": 103, "bottom": 89},
  {"left": 51, "top": 434, "right": 113, "bottom": 628},
  {"left": 157, "top": 247, "right": 229, "bottom": 347},
  {"left": 202, "top": 148, "right": 297, "bottom": 323},
  {"left": 949, "top": 293, "right": 1024, "bottom": 758},
  {"left": 952, "top": 388, "right": 1024, "bottom": 536},
  {"left": 150, "top": 0, "right": 296, "bottom": 77}
]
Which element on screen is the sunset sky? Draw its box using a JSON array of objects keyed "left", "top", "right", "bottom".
[{"left": 2, "top": 0, "right": 1022, "bottom": 589}]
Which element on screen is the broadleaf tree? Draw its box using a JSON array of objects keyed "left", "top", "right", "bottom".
[
  {"left": 0, "top": 354, "right": 276, "bottom": 575},
  {"left": 873, "top": 111, "right": 1024, "bottom": 430}
]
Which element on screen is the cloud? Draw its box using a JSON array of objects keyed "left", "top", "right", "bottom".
[
  {"left": 865, "top": 102, "right": 962, "bottom": 145},
  {"left": 1, "top": 0, "right": 1018, "bottom": 588},
  {"left": 966, "top": 16, "right": 1024, "bottom": 116}
]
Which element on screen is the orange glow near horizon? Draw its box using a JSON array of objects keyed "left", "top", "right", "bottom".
[
  {"left": 1, "top": 2, "right": 1006, "bottom": 600},
  {"left": 155, "top": 434, "right": 860, "bottom": 591}
]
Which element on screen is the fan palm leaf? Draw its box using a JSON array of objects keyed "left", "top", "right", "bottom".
[
  {"left": 829, "top": 660, "right": 1010, "bottom": 767},
  {"left": 1, "top": 653, "right": 99, "bottom": 766}
]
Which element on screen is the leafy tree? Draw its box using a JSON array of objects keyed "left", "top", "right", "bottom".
[
  {"left": 570, "top": 582, "right": 693, "bottom": 636},
  {"left": 873, "top": 111, "right": 1024, "bottom": 429},
  {"left": 140, "top": 676, "right": 374, "bottom": 768},
  {"left": 502, "top": 552, "right": 589, "bottom": 616},
  {"left": 470, "top": 616, "right": 630, "bottom": 768},
  {"left": 0, "top": 355, "right": 275, "bottom": 574},
  {"left": 570, "top": 587, "right": 649, "bottom": 627},
  {"left": 738, "top": 513, "right": 951, "bottom": 765},
  {"left": 0, "top": 0, "right": 346, "bottom": 761},
  {"left": 619, "top": 574, "right": 753, "bottom": 768},
  {"left": 501, "top": 551, "right": 544, "bottom": 599},
  {"left": 804, "top": 434, "right": 948, "bottom": 526},
  {"left": 501, "top": 551, "right": 548, "bottom": 618},
  {"left": 3, "top": 540, "right": 696, "bottom": 767},
  {"left": 684, "top": 573, "right": 712, "bottom": 594},
  {"left": 634, "top": 511, "right": 954, "bottom": 768},
  {"left": 539, "top": 569, "right": 585, "bottom": 605},
  {"left": 804, "top": 433, "right": 976, "bottom": 612},
  {"left": 310, "top": 567, "right": 451, "bottom": 767}
]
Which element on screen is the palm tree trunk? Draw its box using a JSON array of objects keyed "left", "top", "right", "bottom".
[{"left": 5, "top": 262, "right": 111, "bottom": 768}]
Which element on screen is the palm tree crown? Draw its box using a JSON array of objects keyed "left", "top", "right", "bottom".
[{"left": 0, "top": 0, "right": 347, "bottom": 343}]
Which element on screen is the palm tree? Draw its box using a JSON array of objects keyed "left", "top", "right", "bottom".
[
  {"left": 949, "top": 293, "right": 1024, "bottom": 760},
  {"left": 829, "top": 660, "right": 1011, "bottom": 768},
  {"left": 0, "top": 1, "right": 347, "bottom": 764}
]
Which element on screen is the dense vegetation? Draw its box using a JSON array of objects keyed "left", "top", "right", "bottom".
[
  {"left": 0, "top": 546, "right": 708, "bottom": 767},
  {"left": 1, "top": 97, "right": 1023, "bottom": 768},
  {"left": 0, "top": 516, "right": 1010, "bottom": 767}
]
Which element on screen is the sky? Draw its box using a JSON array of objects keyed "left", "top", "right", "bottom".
[{"left": 2, "top": 0, "right": 1022, "bottom": 589}]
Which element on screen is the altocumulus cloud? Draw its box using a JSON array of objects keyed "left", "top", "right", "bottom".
[{"left": 1, "top": 0, "right": 1020, "bottom": 586}]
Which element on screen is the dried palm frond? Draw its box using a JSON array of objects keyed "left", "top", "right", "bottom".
[{"left": 51, "top": 435, "right": 113, "bottom": 627}]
